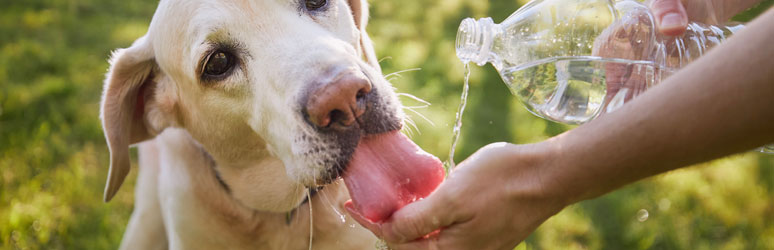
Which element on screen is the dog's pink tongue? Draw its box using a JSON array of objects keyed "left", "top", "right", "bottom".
[{"left": 343, "top": 131, "right": 444, "bottom": 223}]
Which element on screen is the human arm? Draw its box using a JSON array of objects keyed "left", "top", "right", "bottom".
[
  {"left": 351, "top": 7, "right": 774, "bottom": 250},
  {"left": 547, "top": 6, "right": 774, "bottom": 204}
]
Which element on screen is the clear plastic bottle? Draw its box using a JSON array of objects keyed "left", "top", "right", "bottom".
[{"left": 456, "top": 0, "right": 743, "bottom": 124}]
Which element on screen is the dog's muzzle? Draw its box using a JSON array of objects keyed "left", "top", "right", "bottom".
[{"left": 298, "top": 66, "right": 402, "bottom": 184}]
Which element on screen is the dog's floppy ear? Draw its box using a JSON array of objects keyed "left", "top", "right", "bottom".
[
  {"left": 347, "top": 0, "right": 381, "bottom": 73},
  {"left": 100, "top": 36, "right": 165, "bottom": 202}
]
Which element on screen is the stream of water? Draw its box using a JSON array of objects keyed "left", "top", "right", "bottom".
[{"left": 444, "top": 63, "right": 471, "bottom": 174}]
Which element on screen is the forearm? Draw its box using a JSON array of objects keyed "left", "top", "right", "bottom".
[{"left": 543, "top": 8, "right": 774, "bottom": 205}]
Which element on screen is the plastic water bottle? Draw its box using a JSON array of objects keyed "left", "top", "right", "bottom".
[{"left": 456, "top": 0, "right": 743, "bottom": 124}]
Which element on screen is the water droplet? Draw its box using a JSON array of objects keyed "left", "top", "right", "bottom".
[
  {"left": 376, "top": 239, "right": 390, "bottom": 250},
  {"left": 658, "top": 198, "right": 671, "bottom": 211},
  {"left": 330, "top": 206, "right": 346, "bottom": 223},
  {"left": 637, "top": 209, "right": 649, "bottom": 222}
]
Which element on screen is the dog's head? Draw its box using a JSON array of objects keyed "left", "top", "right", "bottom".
[{"left": 100, "top": 0, "right": 406, "bottom": 211}]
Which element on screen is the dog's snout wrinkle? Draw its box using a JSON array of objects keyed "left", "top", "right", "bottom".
[{"left": 305, "top": 71, "right": 371, "bottom": 129}]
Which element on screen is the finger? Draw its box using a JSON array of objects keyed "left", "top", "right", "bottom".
[
  {"left": 344, "top": 200, "right": 384, "bottom": 236},
  {"left": 389, "top": 231, "right": 443, "bottom": 250},
  {"left": 389, "top": 238, "right": 435, "bottom": 250},
  {"left": 380, "top": 189, "right": 458, "bottom": 243},
  {"left": 649, "top": 0, "right": 688, "bottom": 36},
  {"left": 389, "top": 229, "right": 460, "bottom": 250}
]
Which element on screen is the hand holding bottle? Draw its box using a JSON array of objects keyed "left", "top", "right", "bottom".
[
  {"left": 591, "top": 0, "right": 739, "bottom": 108},
  {"left": 456, "top": 0, "right": 744, "bottom": 124},
  {"left": 594, "top": 0, "right": 759, "bottom": 115}
]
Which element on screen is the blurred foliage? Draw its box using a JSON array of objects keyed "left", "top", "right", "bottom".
[
  {"left": 0, "top": 0, "right": 771, "bottom": 249},
  {"left": 0, "top": 1, "right": 157, "bottom": 249}
]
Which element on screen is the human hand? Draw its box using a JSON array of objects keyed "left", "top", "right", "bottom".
[
  {"left": 346, "top": 142, "right": 567, "bottom": 250},
  {"left": 591, "top": 0, "right": 759, "bottom": 113},
  {"left": 649, "top": 0, "right": 761, "bottom": 36},
  {"left": 590, "top": 0, "right": 735, "bottom": 111}
]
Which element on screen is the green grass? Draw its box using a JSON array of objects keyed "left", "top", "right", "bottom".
[{"left": 1, "top": 0, "right": 772, "bottom": 249}]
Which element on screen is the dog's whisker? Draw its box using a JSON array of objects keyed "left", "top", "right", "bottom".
[
  {"left": 384, "top": 68, "right": 422, "bottom": 79},
  {"left": 402, "top": 126, "right": 415, "bottom": 138},
  {"left": 403, "top": 105, "right": 430, "bottom": 109},
  {"left": 386, "top": 76, "right": 401, "bottom": 83},
  {"left": 319, "top": 190, "right": 334, "bottom": 209},
  {"left": 404, "top": 107, "right": 435, "bottom": 127},
  {"left": 402, "top": 117, "right": 420, "bottom": 137},
  {"left": 385, "top": 74, "right": 406, "bottom": 83},
  {"left": 288, "top": 182, "right": 304, "bottom": 225},
  {"left": 378, "top": 56, "right": 392, "bottom": 63},
  {"left": 400, "top": 119, "right": 415, "bottom": 137},
  {"left": 396, "top": 93, "right": 431, "bottom": 106},
  {"left": 306, "top": 190, "right": 314, "bottom": 250}
]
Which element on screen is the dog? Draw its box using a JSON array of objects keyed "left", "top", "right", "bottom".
[{"left": 99, "top": 0, "right": 415, "bottom": 248}]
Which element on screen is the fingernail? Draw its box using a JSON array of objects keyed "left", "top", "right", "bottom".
[{"left": 660, "top": 13, "right": 686, "bottom": 31}]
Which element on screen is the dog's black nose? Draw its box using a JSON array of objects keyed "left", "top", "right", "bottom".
[{"left": 305, "top": 70, "right": 371, "bottom": 129}]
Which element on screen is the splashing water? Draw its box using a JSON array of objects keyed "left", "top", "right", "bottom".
[
  {"left": 637, "top": 209, "right": 649, "bottom": 222},
  {"left": 332, "top": 206, "right": 345, "bottom": 224},
  {"left": 318, "top": 189, "right": 346, "bottom": 224},
  {"left": 376, "top": 239, "right": 390, "bottom": 250},
  {"left": 444, "top": 63, "right": 471, "bottom": 174}
]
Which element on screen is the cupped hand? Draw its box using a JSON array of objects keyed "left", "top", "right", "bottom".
[{"left": 346, "top": 142, "right": 567, "bottom": 250}]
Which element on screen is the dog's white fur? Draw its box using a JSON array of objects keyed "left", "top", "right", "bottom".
[{"left": 101, "top": 0, "right": 398, "bottom": 248}]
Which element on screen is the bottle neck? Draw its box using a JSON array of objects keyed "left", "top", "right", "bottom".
[{"left": 456, "top": 17, "right": 496, "bottom": 66}]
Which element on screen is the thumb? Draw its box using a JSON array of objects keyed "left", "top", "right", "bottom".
[
  {"left": 379, "top": 190, "right": 458, "bottom": 244},
  {"left": 649, "top": 0, "right": 689, "bottom": 36}
]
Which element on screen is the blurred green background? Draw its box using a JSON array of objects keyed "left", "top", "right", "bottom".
[{"left": 1, "top": 0, "right": 772, "bottom": 249}]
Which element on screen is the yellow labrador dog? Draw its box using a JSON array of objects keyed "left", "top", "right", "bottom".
[{"left": 99, "top": 0, "right": 444, "bottom": 249}]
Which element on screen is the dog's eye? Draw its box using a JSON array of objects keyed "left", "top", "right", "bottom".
[
  {"left": 305, "top": 0, "right": 327, "bottom": 11},
  {"left": 202, "top": 51, "right": 235, "bottom": 79}
]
